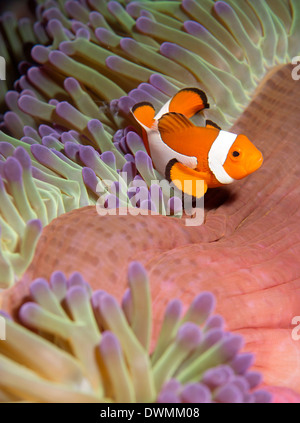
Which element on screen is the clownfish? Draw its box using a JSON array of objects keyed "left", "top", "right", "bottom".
[{"left": 131, "top": 88, "right": 263, "bottom": 199}]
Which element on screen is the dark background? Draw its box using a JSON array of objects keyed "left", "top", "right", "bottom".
[{"left": 0, "top": 0, "right": 35, "bottom": 18}]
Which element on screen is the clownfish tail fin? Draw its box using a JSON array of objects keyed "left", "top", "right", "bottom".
[
  {"left": 169, "top": 88, "right": 210, "bottom": 118},
  {"left": 131, "top": 102, "right": 156, "bottom": 130},
  {"left": 205, "top": 120, "right": 221, "bottom": 130}
]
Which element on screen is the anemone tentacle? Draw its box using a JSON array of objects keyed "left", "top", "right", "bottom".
[
  {"left": 0, "top": 0, "right": 298, "bottom": 283},
  {"left": 0, "top": 262, "right": 271, "bottom": 403}
]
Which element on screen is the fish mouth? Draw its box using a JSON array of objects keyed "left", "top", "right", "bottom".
[{"left": 246, "top": 152, "right": 263, "bottom": 175}]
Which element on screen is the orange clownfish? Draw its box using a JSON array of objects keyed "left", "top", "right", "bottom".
[{"left": 131, "top": 88, "right": 263, "bottom": 199}]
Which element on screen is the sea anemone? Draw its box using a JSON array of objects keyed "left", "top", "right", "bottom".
[
  {"left": 0, "top": 0, "right": 299, "bottom": 282},
  {"left": 2, "top": 60, "right": 300, "bottom": 402},
  {"left": 0, "top": 261, "right": 272, "bottom": 403}
]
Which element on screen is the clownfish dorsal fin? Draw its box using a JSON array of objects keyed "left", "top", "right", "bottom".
[
  {"left": 158, "top": 112, "right": 195, "bottom": 137},
  {"left": 206, "top": 120, "right": 222, "bottom": 130},
  {"left": 168, "top": 88, "right": 210, "bottom": 118},
  {"left": 131, "top": 101, "right": 156, "bottom": 129}
]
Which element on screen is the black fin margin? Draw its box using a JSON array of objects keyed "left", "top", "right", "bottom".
[
  {"left": 179, "top": 87, "right": 210, "bottom": 109},
  {"left": 206, "top": 120, "right": 221, "bottom": 130},
  {"left": 165, "top": 158, "right": 179, "bottom": 183},
  {"left": 131, "top": 101, "right": 155, "bottom": 114}
]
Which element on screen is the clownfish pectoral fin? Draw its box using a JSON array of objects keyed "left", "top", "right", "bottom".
[
  {"left": 131, "top": 102, "right": 156, "bottom": 130},
  {"left": 205, "top": 120, "right": 222, "bottom": 130},
  {"left": 165, "top": 159, "right": 208, "bottom": 199},
  {"left": 169, "top": 88, "right": 210, "bottom": 118},
  {"left": 158, "top": 112, "right": 195, "bottom": 138}
]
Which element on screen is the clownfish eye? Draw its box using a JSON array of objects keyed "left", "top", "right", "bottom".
[{"left": 232, "top": 151, "right": 240, "bottom": 157}]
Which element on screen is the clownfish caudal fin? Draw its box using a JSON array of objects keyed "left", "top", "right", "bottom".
[
  {"left": 131, "top": 102, "right": 155, "bottom": 129},
  {"left": 169, "top": 88, "right": 210, "bottom": 118},
  {"left": 158, "top": 112, "right": 194, "bottom": 137},
  {"left": 206, "top": 120, "right": 222, "bottom": 130},
  {"left": 165, "top": 159, "right": 208, "bottom": 199}
]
